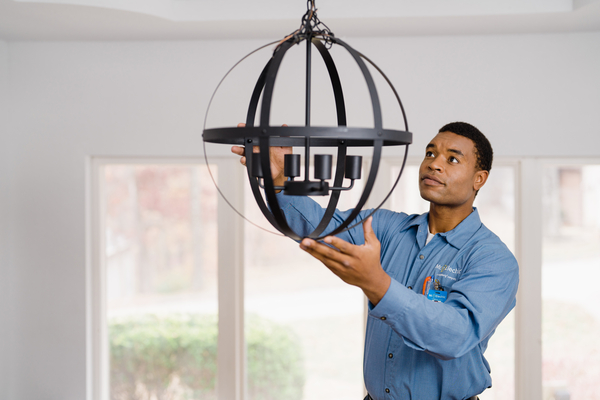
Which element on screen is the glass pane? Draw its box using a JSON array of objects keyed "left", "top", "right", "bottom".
[
  {"left": 542, "top": 164, "right": 600, "bottom": 400},
  {"left": 390, "top": 165, "right": 429, "bottom": 215},
  {"left": 104, "top": 164, "right": 218, "bottom": 400},
  {"left": 389, "top": 164, "right": 516, "bottom": 400},
  {"left": 244, "top": 168, "right": 365, "bottom": 400}
]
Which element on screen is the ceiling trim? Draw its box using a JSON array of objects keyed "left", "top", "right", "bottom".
[{"left": 1, "top": 0, "right": 600, "bottom": 41}]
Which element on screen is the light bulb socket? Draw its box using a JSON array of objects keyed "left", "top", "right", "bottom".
[
  {"left": 284, "top": 154, "right": 301, "bottom": 178},
  {"left": 345, "top": 155, "right": 362, "bottom": 180},
  {"left": 251, "top": 152, "right": 263, "bottom": 178},
  {"left": 314, "top": 154, "right": 332, "bottom": 180}
]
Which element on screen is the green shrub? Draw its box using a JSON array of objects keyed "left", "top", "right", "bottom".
[
  {"left": 109, "top": 314, "right": 304, "bottom": 400},
  {"left": 246, "top": 315, "right": 305, "bottom": 400}
]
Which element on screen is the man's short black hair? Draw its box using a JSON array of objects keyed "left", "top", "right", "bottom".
[{"left": 438, "top": 122, "right": 493, "bottom": 172}]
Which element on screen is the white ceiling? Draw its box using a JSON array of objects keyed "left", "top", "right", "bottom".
[{"left": 1, "top": 0, "right": 600, "bottom": 41}]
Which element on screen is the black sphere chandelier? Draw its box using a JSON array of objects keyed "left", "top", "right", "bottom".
[{"left": 203, "top": 1, "right": 413, "bottom": 241}]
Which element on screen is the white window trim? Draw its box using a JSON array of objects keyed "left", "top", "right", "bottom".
[{"left": 516, "top": 158, "right": 543, "bottom": 400}]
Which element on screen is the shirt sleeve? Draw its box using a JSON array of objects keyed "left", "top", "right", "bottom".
[
  {"left": 368, "top": 241, "right": 519, "bottom": 361},
  {"left": 276, "top": 192, "right": 369, "bottom": 243},
  {"left": 276, "top": 192, "right": 411, "bottom": 244}
]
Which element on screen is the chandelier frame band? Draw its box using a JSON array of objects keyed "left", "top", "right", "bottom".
[{"left": 202, "top": 29, "right": 412, "bottom": 241}]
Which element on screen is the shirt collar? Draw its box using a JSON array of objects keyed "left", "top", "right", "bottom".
[{"left": 404, "top": 208, "right": 483, "bottom": 250}]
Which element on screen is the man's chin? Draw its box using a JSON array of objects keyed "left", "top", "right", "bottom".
[{"left": 418, "top": 187, "right": 441, "bottom": 203}]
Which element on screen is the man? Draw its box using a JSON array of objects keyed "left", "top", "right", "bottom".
[{"left": 232, "top": 122, "right": 519, "bottom": 400}]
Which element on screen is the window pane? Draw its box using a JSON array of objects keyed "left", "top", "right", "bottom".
[
  {"left": 542, "top": 164, "right": 600, "bottom": 400},
  {"left": 390, "top": 165, "right": 429, "bottom": 215},
  {"left": 103, "top": 164, "right": 218, "bottom": 400},
  {"left": 244, "top": 171, "right": 365, "bottom": 400},
  {"left": 389, "top": 164, "right": 516, "bottom": 400}
]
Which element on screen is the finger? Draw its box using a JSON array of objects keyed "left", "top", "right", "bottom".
[
  {"left": 237, "top": 122, "right": 246, "bottom": 127},
  {"left": 363, "top": 217, "right": 377, "bottom": 245},
  {"left": 231, "top": 146, "right": 247, "bottom": 166},
  {"left": 323, "top": 235, "right": 355, "bottom": 255},
  {"left": 231, "top": 146, "right": 244, "bottom": 156},
  {"left": 300, "top": 238, "right": 348, "bottom": 266}
]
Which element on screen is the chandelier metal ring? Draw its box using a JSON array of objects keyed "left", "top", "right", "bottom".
[{"left": 202, "top": 2, "right": 413, "bottom": 241}]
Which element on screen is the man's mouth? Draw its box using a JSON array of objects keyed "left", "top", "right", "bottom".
[{"left": 421, "top": 174, "right": 444, "bottom": 186}]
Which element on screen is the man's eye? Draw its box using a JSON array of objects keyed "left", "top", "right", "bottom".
[
  {"left": 426, "top": 151, "right": 434, "bottom": 157},
  {"left": 449, "top": 156, "right": 459, "bottom": 164}
]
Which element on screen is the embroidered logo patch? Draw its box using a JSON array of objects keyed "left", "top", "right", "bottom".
[{"left": 434, "top": 264, "right": 462, "bottom": 281}]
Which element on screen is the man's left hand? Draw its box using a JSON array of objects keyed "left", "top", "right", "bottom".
[{"left": 299, "top": 217, "right": 391, "bottom": 305}]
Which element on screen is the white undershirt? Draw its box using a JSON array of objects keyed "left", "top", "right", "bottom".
[{"left": 426, "top": 229, "right": 435, "bottom": 245}]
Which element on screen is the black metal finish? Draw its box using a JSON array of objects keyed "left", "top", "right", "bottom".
[
  {"left": 314, "top": 154, "right": 332, "bottom": 180},
  {"left": 284, "top": 154, "right": 301, "bottom": 178},
  {"left": 251, "top": 152, "right": 263, "bottom": 178},
  {"left": 202, "top": 126, "right": 411, "bottom": 147},
  {"left": 284, "top": 180, "right": 329, "bottom": 196},
  {"left": 202, "top": 3, "right": 412, "bottom": 240},
  {"left": 305, "top": 30, "right": 312, "bottom": 127},
  {"left": 312, "top": 38, "right": 347, "bottom": 126},
  {"left": 345, "top": 156, "right": 362, "bottom": 180},
  {"left": 304, "top": 37, "right": 348, "bottom": 238}
]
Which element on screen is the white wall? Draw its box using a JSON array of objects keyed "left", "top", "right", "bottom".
[
  {"left": 3, "top": 32, "right": 600, "bottom": 400},
  {"left": 351, "top": 32, "right": 600, "bottom": 157}
]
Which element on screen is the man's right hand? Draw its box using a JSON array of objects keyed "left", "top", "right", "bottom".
[{"left": 231, "top": 123, "right": 292, "bottom": 188}]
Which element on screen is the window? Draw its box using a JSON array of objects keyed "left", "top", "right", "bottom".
[
  {"left": 97, "top": 162, "right": 219, "bottom": 400},
  {"left": 542, "top": 164, "right": 600, "bottom": 400},
  {"left": 243, "top": 169, "right": 366, "bottom": 400},
  {"left": 89, "top": 157, "right": 600, "bottom": 400}
]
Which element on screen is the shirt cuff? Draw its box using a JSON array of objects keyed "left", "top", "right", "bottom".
[
  {"left": 368, "top": 278, "right": 411, "bottom": 320},
  {"left": 368, "top": 279, "right": 430, "bottom": 352}
]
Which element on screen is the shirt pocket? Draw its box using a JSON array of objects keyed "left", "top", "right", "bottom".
[{"left": 433, "top": 263, "right": 463, "bottom": 292}]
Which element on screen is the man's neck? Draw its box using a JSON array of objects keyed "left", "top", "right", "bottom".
[{"left": 427, "top": 203, "right": 474, "bottom": 234}]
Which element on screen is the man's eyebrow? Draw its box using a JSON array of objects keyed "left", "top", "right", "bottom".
[
  {"left": 425, "top": 143, "right": 464, "bottom": 157},
  {"left": 448, "top": 149, "right": 465, "bottom": 157},
  {"left": 448, "top": 148, "right": 464, "bottom": 157}
]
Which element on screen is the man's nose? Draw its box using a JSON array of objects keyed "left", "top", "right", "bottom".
[{"left": 428, "top": 156, "right": 443, "bottom": 172}]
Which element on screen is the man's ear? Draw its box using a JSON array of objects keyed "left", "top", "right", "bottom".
[{"left": 473, "top": 170, "right": 489, "bottom": 191}]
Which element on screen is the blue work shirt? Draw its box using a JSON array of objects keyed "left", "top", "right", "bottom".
[{"left": 275, "top": 193, "right": 519, "bottom": 400}]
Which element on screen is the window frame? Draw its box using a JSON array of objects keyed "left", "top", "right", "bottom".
[
  {"left": 536, "top": 157, "right": 600, "bottom": 399},
  {"left": 87, "top": 156, "right": 247, "bottom": 400},
  {"left": 87, "top": 155, "right": 600, "bottom": 400}
]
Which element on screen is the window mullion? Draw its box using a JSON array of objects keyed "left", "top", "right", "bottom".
[
  {"left": 217, "top": 158, "right": 246, "bottom": 400},
  {"left": 87, "top": 157, "right": 109, "bottom": 400},
  {"left": 515, "top": 158, "right": 543, "bottom": 400}
]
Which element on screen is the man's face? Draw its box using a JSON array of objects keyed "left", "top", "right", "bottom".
[{"left": 418, "top": 131, "right": 488, "bottom": 208}]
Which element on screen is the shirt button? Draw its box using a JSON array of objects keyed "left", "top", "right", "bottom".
[
  {"left": 388, "top": 353, "right": 393, "bottom": 358},
  {"left": 419, "top": 254, "right": 424, "bottom": 260},
  {"left": 380, "top": 316, "right": 387, "bottom": 320},
  {"left": 385, "top": 388, "right": 390, "bottom": 393}
]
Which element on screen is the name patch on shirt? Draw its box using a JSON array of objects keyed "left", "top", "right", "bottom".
[{"left": 427, "top": 289, "right": 448, "bottom": 303}]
